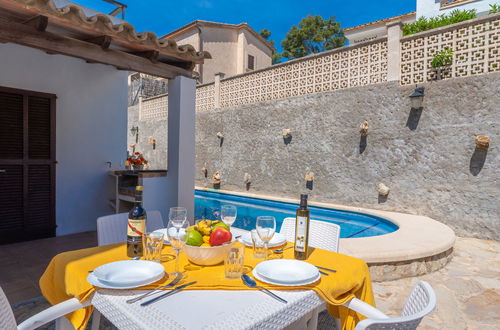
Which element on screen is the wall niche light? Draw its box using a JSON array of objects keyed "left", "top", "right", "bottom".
[{"left": 409, "top": 86, "right": 425, "bottom": 109}]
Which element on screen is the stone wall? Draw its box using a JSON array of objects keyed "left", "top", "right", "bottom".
[
  {"left": 195, "top": 73, "right": 500, "bottom": 240},
  {"left": 127, "top": 103, "right": 168, "bottom": 169}
]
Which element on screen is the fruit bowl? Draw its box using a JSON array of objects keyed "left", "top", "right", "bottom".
[{"left": 183, "top": 241, "right": 234, "bottom": 266}]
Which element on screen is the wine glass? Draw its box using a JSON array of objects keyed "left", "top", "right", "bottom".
[
  {"left": 221, "top": 205, "right": 237, "bottom": 231},
  {"left": 169, "top": 207, "right": 187, "bottom": 228},
  {"left": 256, "top": 216, "right": 276, "bottom": 259},
  {"left": 166, "top": 220, "right": 188, "bottom": 277}
]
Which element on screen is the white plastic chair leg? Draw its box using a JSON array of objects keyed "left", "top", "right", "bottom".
[
  {"left": 55, "top": 317, "right": 74, "bottom": 330},
  {"left": 90, "top": 310, "right": 101, "bottom": 330}
]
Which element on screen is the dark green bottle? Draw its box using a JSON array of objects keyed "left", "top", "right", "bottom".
[
  {"left": 294, "top": 194, "right": 310, "bottom": 260},
  {"left": 127, "top": 186, "right": 147, "bottom": 257}
]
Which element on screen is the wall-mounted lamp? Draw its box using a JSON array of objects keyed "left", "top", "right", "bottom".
[
  {"left": 359, "top": 120, "right": 369, "bottom": 136},
  {"left": 130, "top": 126, "right": 139, "bottom": 143},
  {"left": 409, "top": 87, "right": 425, "bottom": 109},
  {"left": 475, "top": 135, "right": 490, "bottom": 150},
  {"left": 149, "top": 136, "right": 156, "bottom": 150}
]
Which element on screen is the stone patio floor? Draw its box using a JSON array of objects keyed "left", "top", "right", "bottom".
[{"left": 8, "top": 235, "right": 500, "bottom": 329}]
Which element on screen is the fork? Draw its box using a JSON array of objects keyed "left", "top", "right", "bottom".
[{"left": 126, "top": 273, "right": 183, "bottom": 304}]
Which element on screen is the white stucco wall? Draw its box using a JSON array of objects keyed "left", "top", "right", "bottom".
[
  {"left": 0, "top": 43, "right": 128, "bottom": 235},
  {"left": 417, "top": 0, "right": 497, "bottom": 18}
]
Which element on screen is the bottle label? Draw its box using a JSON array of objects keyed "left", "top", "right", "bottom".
[
  {"left": 295, "top": 216, "right": 307, "bottom": 252},
  {"left": 127, "top": 219, "right": 145, "bottom": 237}
]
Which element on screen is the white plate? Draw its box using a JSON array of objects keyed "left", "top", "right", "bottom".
[
  {"left": 241, "top": 232, "right": 286, "bottom": 248},
  {"left": 254, "top": 259, "right": 320, "bottom": 284},
  {"left": 152, "top": 228, "right": 171, "bottom": 245},
  {"left": 87, "top": 272, "right": 165, "bottom": 289},
  {"left": 252, "top": 268, "right": 320, "bottom": 287},
  {"left": 92, "top": 260, "right": 165, "bottom": 286}
]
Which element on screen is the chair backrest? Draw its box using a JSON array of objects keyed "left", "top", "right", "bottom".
[
  {"left": 355, "top": 281, "right": 437, "bottom": 330},
  {"left": 280, "top": 217, "right": 340, "bottom": 252},
  {"left": 97, "top": 210, "right": 164, "bottom": 246},
  {"left": 0, "top": 286, "right": 17, "bottom": 330}
]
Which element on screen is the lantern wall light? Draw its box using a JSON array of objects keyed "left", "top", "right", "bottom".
[
  {"left": 409, "top": 86, "right": 425, "bottom": 109},
  {"left": 130, "top": 126, "right": 139, "bottom": 143}
]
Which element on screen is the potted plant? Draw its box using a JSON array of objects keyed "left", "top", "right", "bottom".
[
  {"left": 431, "top": 48, "right": 453, "bottom": 80},
  {"left": 125, "top": 152, "right": 148, "bottom": 171}
]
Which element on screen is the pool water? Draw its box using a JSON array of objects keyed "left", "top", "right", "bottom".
[{"left": 194, "top": 190, "right": 398, "bottom": 238}]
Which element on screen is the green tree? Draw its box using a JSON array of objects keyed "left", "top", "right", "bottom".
[
  {"left": 259, "top": 28, "right": 283, "bottom": 64},
  {"left": 281, "top": 15, "right": 346, "bottom": 60}
]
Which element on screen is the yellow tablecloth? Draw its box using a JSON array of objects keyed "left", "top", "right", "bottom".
[{"left": 40, "top": 243, "right": 375, "bottom": 330}]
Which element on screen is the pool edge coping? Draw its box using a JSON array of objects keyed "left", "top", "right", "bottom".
[{"left": 195, "top": 187, "right": 456, "bottom": 264}]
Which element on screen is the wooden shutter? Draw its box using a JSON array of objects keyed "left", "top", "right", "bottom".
[{"left": 0, "top": 86, "right": 56, "bottom": 244}]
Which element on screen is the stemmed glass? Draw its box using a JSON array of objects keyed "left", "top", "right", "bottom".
[
  {"left": 166, "top": 220, "right": 188, "bottom": 276},
  {"left": 256, "top": 216, "right": 276, "bottom": 259},
  {"left": 169, "top": 207, "right": 187, "bottom": 228},
  {"left": 221, "top": 205, "right": 237, "bottom": 231}
]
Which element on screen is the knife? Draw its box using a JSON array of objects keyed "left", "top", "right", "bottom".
[
  {"left": 126, "top": 273, "right": 183, "bottom": 304},
  {"left": 140, "top": 281, "right": 197, "bottom": 307}
]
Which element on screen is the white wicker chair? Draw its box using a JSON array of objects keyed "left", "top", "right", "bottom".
[
  {"left": 346, "top": 281, "right": 437, "bottom": 330},
  {"left": 280, "top": 217, "right": 341, "bottom": 329},
  {"left": 96, "top": 210, "right": 164, "bottom": 246},
  {"left": 1, "top": 285, "right": 89, "bottom": 330},
  {"left": 93, "top": 211, "right": 164, "bottom": 329},
  {"left": 280, "top": 217, "right": 340, "bottom": 252}
]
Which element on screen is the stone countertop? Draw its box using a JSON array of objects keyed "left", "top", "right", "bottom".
[{"left": 109, "top": 170, "right": 167, "bottom": 178}]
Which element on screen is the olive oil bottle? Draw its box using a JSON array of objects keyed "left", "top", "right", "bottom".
[
  {"left": 294, "top": 194, "right": 310, "bottom": 260},
  {"left": 127, "top": 186, "right": 147, "bottom": 257}
]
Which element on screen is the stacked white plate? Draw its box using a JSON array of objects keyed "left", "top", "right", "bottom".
[
  {"left": 241, "top": 232, "right": 287, "bottom": 248},
  {"left": 87, "top": 260, "right": 165, "bottom": 289},
  {"left": 252, "top": 259, "right": 320, "bottom": 286}
]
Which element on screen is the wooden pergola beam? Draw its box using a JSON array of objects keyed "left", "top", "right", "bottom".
[
  {"left": 84, "top": 35, "right": 112, "bottom": 49},
  {"left": 129, "top": 50, "right": 159, "bottom": 63},
  {"left": 22, "top": 15, "right": 48, "bottom": 32},
  {"left": 0, "top": 16, "right": 193, "bottom": 79}
]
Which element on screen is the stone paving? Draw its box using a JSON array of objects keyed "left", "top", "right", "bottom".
[
  {"left": 12, "top": 237, "right": 500, "bottom": 329},
  {"left": 369, "top": 237, "right": 500, "bottom": 329}
]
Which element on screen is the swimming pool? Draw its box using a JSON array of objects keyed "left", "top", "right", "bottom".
[{"left": 194, "top": 190, "right": 398, "bottom": 238}]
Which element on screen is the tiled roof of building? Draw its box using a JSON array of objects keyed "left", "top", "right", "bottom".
[
  {"left": 162, "top": 20, "right": 276, "bottom": 52},
  {"left": 2, "top": 0, "right": 211, "bottom": 63},
  {"left": 345, "top": 12, "right": 416, "bottom": 32}
]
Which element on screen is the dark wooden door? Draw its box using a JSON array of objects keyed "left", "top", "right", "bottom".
[{"left": 0, "top": 86, "right": 56, "bottom": 244}]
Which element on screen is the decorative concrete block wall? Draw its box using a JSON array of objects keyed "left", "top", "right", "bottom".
[{"left": 195, "top": 72, "right": 500, "bottom": 240}]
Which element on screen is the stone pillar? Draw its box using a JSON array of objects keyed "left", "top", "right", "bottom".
[
  {"left": 166, "top": 75, "right": 196, "bottom": 223},
  {"left": 214, "top": 72, "right": 225, "bottom": 109},
  {"left": 386, "top": 20, "right": 402, "bottom": 82}
]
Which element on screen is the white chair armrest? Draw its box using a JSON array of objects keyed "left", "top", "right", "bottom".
[
  {"left": 17, "top": 298, "right": 89, "bottom": 330},
  {"left": 343, "top": 298, "right": 389, "bottom": 320}
]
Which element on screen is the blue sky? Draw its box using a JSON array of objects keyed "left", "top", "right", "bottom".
[{"left": 73, "top": 0, "right": 415, "bottom": 50}]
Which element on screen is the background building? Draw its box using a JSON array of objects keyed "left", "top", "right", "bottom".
[
  {"left": 345, "top": 0, "right": 497, "bottom": 45},
  {"left": 345, "top": 12, "right": 416, "bottom": 45},
  {"left": 162, "top": 20, "right": 275, "bottom": 84},
  {"left": 417, "top": 0, "right": 498, "bottom": 19}
]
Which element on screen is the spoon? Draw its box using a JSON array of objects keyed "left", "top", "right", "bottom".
[{"left": 241, "top": 274, "right": 287, "bottom": 304}]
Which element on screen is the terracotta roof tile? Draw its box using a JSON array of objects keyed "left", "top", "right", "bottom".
[{"left": 2, "top": 0, "right": 211, "bottom": 63}]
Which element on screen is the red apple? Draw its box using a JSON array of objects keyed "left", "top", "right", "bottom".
[{"left": 209, "top": 227, "right": 232, "bottom": 246}]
